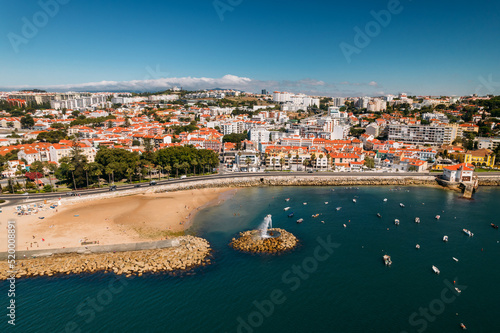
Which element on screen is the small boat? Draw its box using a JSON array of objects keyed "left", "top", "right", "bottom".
[
  {"left": 383, "top": 198, "right": 387, "bottom": 202},
  {"left": 432, "top": 265, "right": 440, "bottom": 274},
  {"left": 288, "top": 212, "right": 294, "bottom": 218},
  {"left": 296, "top": 218, "right": 303, "bottom": 224},
  {"left": 303, "top": 202, "right": 307, "bottom": 205},
  {"left": 455, "top": 287, "right": 461, "bottom": 294},
  {"left": 453, "top": 257, "right": 459, "bottom": 262},
  {"left": 324, "top": 202, "right": 328, "bottom": 204},
  {"left": 463, "top": 229, "right": 474, "bottom": 237},
  {"left": 443, "top": 235, "right": 448, "bottom": 242},
  {"left": 435, "top": 215, "right": 440, "bottom": 220},
  {"left": 284, "top": 207, "right": 291, "bottom": 211},
  {"left": 491, "top": 223, "right": 499, "bottom": 229},
  {"left": 343, "top": 224, "right": 347, "bottom": 228},
  {"left": 321, "top": 221, "right": 325, "bottom": 223},
  {"left": 394, "top": 219, "right": 400, "bottom": 225},
  {"left": 383, "top": 255, "right": 392, "bottom": 266},
  {"left": 376, "top": 213, "right": 382, "bottom": 218},
  {"left": 416, "top": 244, "right": 420, "bottom": 249},
  {"left": 415, "top": 217, "right": 420, "bottom": 223},
  {"left": 285, "top": 198, "right": 290, "bottom": 202},
  {"left": 336, "top": 207, "right": 342, "bottom": 211},
  {"left": 352, "top": 198, "right": 356, "bottom": 203},
  {"left": 312, "top": 214, "right": 319, "bottom": 218},
  {"left": 460, "top": 323, "right": 467, "bottom": 330},
  {"left": 38, "top": 217, "right": 45, "bottom": 220},
  {"left": 400, "top": 203, "right": 405, "bottom": 207}
]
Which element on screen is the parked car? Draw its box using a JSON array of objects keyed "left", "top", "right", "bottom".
[
  {"left": 134, "top": 184, "right": 141, "bottom": 188},
  {"left": 109, "top": 185, "right": 117, "bottom": 191},
  {"left": 180, "top": 175, "right": 187, "bottom": 179},
  {"left": 149, "top": 181, "right": 157, "bottom": 186}
]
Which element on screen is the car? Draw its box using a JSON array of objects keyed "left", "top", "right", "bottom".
[
  {"left": 134, "top": 184, "right": 141, "bottom": 188},
  {"left": 149, "top": 181, "right": 157, "bottom": 186},
  {"left": 307, "top": 170, "right": 313, "bottom": 173},
  {"left": 180, "top": 175, "right": 187, "bottom": 179},
  {"left": 109, "top": 185, "right": 117, "bottom": 191}
]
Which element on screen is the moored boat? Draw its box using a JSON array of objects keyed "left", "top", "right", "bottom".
[
  {"left": 460, "top": 323, "right": 467, "bottom": 330},
  {"left": 415, "top": 217, "right": 420, "bottom": 223},
  {"left": 353, "top": 198, "right": 356, "bottom": 203},
  {"left": 383, "top": 198, "right": 387, "bottom": 202},
  {"left": 285, "top": 198, "right": 290, "bottom": 202},
  {"left": 455, "top": 287, "right": 461, "bottom": 294},
  {"left": 416, "top": 244, "right": 420, "bottom": 249},
  {"left": 336, "top": 207, "right": 342, "bottom": 211},
  {"left": 296, "top": 218, "right": 303, "bottom": 224},
  {"left": 443, "top": 235, "right": 448, "bottom": 242},
  {"left": 435, "top": 215, "right": 440, "bottom": 220},
  {"left": 491, "top": 223, "right": 499, "bottom": 229},
  {"left": 394, "top": 219, "right": 400, "bottom": 225},
  {"left": 288, "top": 212, "right": 294, "bottom": 218},
  {"left": 432, "top": 265, "right": 440, "bottom": 274},
  {"left": 463, "top": 229, "right": 474, "bottom": 237},
  {"left": 400, "top": 203, "right": 405, "bottom": 207},
  {"left": 377, "top": 213, "right": 382, "bottom": 218},
  {"left": 383, "top": 255, "right": 392, "bottom": 266},
  {"left": 453, "top": 257, "right": 459, "bottom": 262},
  {"left": 284, "top": 207, "right": 291, "bottom": 211}
]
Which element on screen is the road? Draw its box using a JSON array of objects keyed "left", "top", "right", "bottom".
[{"left": 1, "top": 171, "right": 499, "bottom": 205}]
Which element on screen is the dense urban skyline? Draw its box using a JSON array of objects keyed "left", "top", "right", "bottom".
[{"left": 1, "top": 0, "right": 500, "bottom": 96}]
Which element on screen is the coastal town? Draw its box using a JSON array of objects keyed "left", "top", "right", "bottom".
[{"left": 0, "top": 90, "right": 499, "bottom": 194}]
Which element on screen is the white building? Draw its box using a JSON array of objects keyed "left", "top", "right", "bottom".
[{"left": 249, "top": 128, "right": 270, "bottom": 143}]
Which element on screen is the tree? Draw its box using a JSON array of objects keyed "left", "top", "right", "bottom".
[
  {"left": 20, "top": 114, "right": 34, "bottom": 129},
  {"left": 83, "top": 164, "right": 90, "bottom": 189},
  {"left": 68, "top": 163, "right": 77, "bottom": 190},
  {"left": 280, "top": 157, "right": 284, "bottom": 171},
  {"left": 245, "top": 158, "right": 252, "bottom": 172},
  {"left": 164, "top": 165, "right": 172, "bottom": 179},
  {"left": 105, "top": 166, "right": 113, "bottom": 184},
  {"left": 364, "top": 157, "right": 375, "bottom": 169}
]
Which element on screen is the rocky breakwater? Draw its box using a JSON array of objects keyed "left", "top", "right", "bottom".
[
  {"left": 230, "top": 228, "right": 298, "bottom": 254},
  {"left": 0, "top": 236, "right": 211, "bottom": 280}
]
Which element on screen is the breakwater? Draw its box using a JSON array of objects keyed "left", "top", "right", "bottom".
[
  {"left": 230, "top": 228, "right": 298, "bottom": 254},
  {"left": 0, "top": 236, "right": 210, "bottom": 280}
]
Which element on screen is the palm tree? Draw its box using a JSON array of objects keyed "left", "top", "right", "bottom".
[
  {"left": 280, "top": 157, "right": 284, "bottom": 171},
  {"left": 191, "top": 160, "right": 198, "bottom": 176},
  {"left": 126, "top": 168, "right": 134, "bottom": 183},
  {"left": 272, "top": 158, "right": 276, "bottom": 170},
  {"left": 295, "top": 154, "right": 300, "bottom": 171},
  {"left": 326, "top": 154, "right": 331, "bottom": 171},
  {"left": 181, "top": 162, "right": 190, "bottom": 176},
  {"left": 319, "top": 154, "right": 324, "bottom": 170},
  {"left": 311, "top": 153, "right": 317, "bottom": 170},
  {"left": 83, "top": 164, "right": 90, "bottom": 189},
  {"left": 157, "top": 165, "right": 163, "bottom": 181},
  {"left": 164, "top": 165, "right": 171, "bottom": 179},
  {"left": 173, "top": 163, "right": 180, "bottom": 178},
  {"left": 303, "top": 159, "right": 310, "bottom": 171},
  {"left": 42, "top": 162, "right": 55, "bottom": 192},
  {"left": 93, "top": 168, "right": 102, "bottom": 188},
  {"left": 68, "top": 163, "right": 77, "bottom": 190},
  {"left": 287, "top": 153, "right": 292, "bottom": 170},
  {"left": 245, "top": 158, "right": 252, "bottom": 172},
  {"left": 105, "top": 166, "right": 113, "bottom": 185}
]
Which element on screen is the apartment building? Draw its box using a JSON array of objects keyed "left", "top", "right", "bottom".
[{"left": 388, "top": 124, "right": 445, "bottom": 145}]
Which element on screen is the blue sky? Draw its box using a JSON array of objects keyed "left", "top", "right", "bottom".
[{"left": 1, "top": 0, "right": 499, "bottom": 96}]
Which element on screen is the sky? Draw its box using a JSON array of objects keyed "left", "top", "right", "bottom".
[{"left": 1, "top": 0, "right": 499, "bottom": 97}]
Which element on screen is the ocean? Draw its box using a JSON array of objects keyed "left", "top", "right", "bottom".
[{"left": 2, "top": 186, "right": 499, "bottom": 333}]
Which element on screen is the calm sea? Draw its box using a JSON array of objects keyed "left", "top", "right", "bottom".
[{"left": 2, "top": 186, "right": 499, "bottom": 333}]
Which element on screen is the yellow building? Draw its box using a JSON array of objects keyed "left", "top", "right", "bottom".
[{"left": 461, "top": 149, "right": 496, "bottom": 167}]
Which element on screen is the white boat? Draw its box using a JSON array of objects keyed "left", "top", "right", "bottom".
[
  {"left": 400, "top": 203, "right": 405, "bottom": 207},
  {"left": 303, "top": 202, "right": 307, "bottom": 205},
  {"left": 383, "top": 198, "right": 387, "bottom": 202},
  {"left": 453, "top": 257, "right": 459, "bottom": 262},
  {"left": 296, "top": 218, "right": 303, "bottom": 224},
  {"left": 415, "top": 217, "right": 420, "bottom": 223},
  {"left": 443, "top": 235, "right": 448, "bottom": 242},
  {"left": 416, "top": 244, "right": 420, "bottom": 249},
  {"left": 394, "top": 219, "right": 400, "bottom": 225},
  {"left": 285, "top": 198, "right": 290, "bottom": 202},
  {"left": 435, "top": 215, "right": 440, "bottom": 220},
  {"left": 336, "top": 207, "right": 342, "bottom": 211},
  {"left": 432, "top": 265, "right": 440, "bottom": 274},
  {"left": 383, "top": 255, "right": 392, "bottom": 266},
  {"left": 324, "top": 202, "right": 328, "bottom": 204},
  {"left": 353, "top": 198, "right": 357, "bottom": 203},
  {"left": 455, "top": 287, "right": 461, "bottom": 294},
  {"left": 284, "top": 207, "right": 291, "bottom": 211},
  {"left": 463, "top": 229, "right": 474, "bottom": 237},
  {"left": 343, "top": 224, "right": 347, "bottom": 228}
]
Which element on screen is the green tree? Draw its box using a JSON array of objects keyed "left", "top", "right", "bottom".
[{"left": 21, "top": 114, "right": 35, "bottom": 128}]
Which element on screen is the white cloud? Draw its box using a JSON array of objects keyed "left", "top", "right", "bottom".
[{"left": 1, "top": 75, "right": 384, "bottom": 97}]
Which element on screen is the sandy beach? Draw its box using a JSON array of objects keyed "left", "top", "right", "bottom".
[{"left": 0, "top": 188, "right": 234, "bottom": 251}]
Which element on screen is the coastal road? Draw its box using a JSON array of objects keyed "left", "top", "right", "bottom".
[{"left": 1, "top": 171, "right": 499, "bottom": 205}]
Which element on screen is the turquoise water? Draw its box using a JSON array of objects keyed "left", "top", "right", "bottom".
[{"left": 2, "top": 186, "right": 500, "bottom": 333}]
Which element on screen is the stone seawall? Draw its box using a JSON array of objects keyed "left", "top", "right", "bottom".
[{"left": 0, "top": 236, "right": 210, "bottom": 280}]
